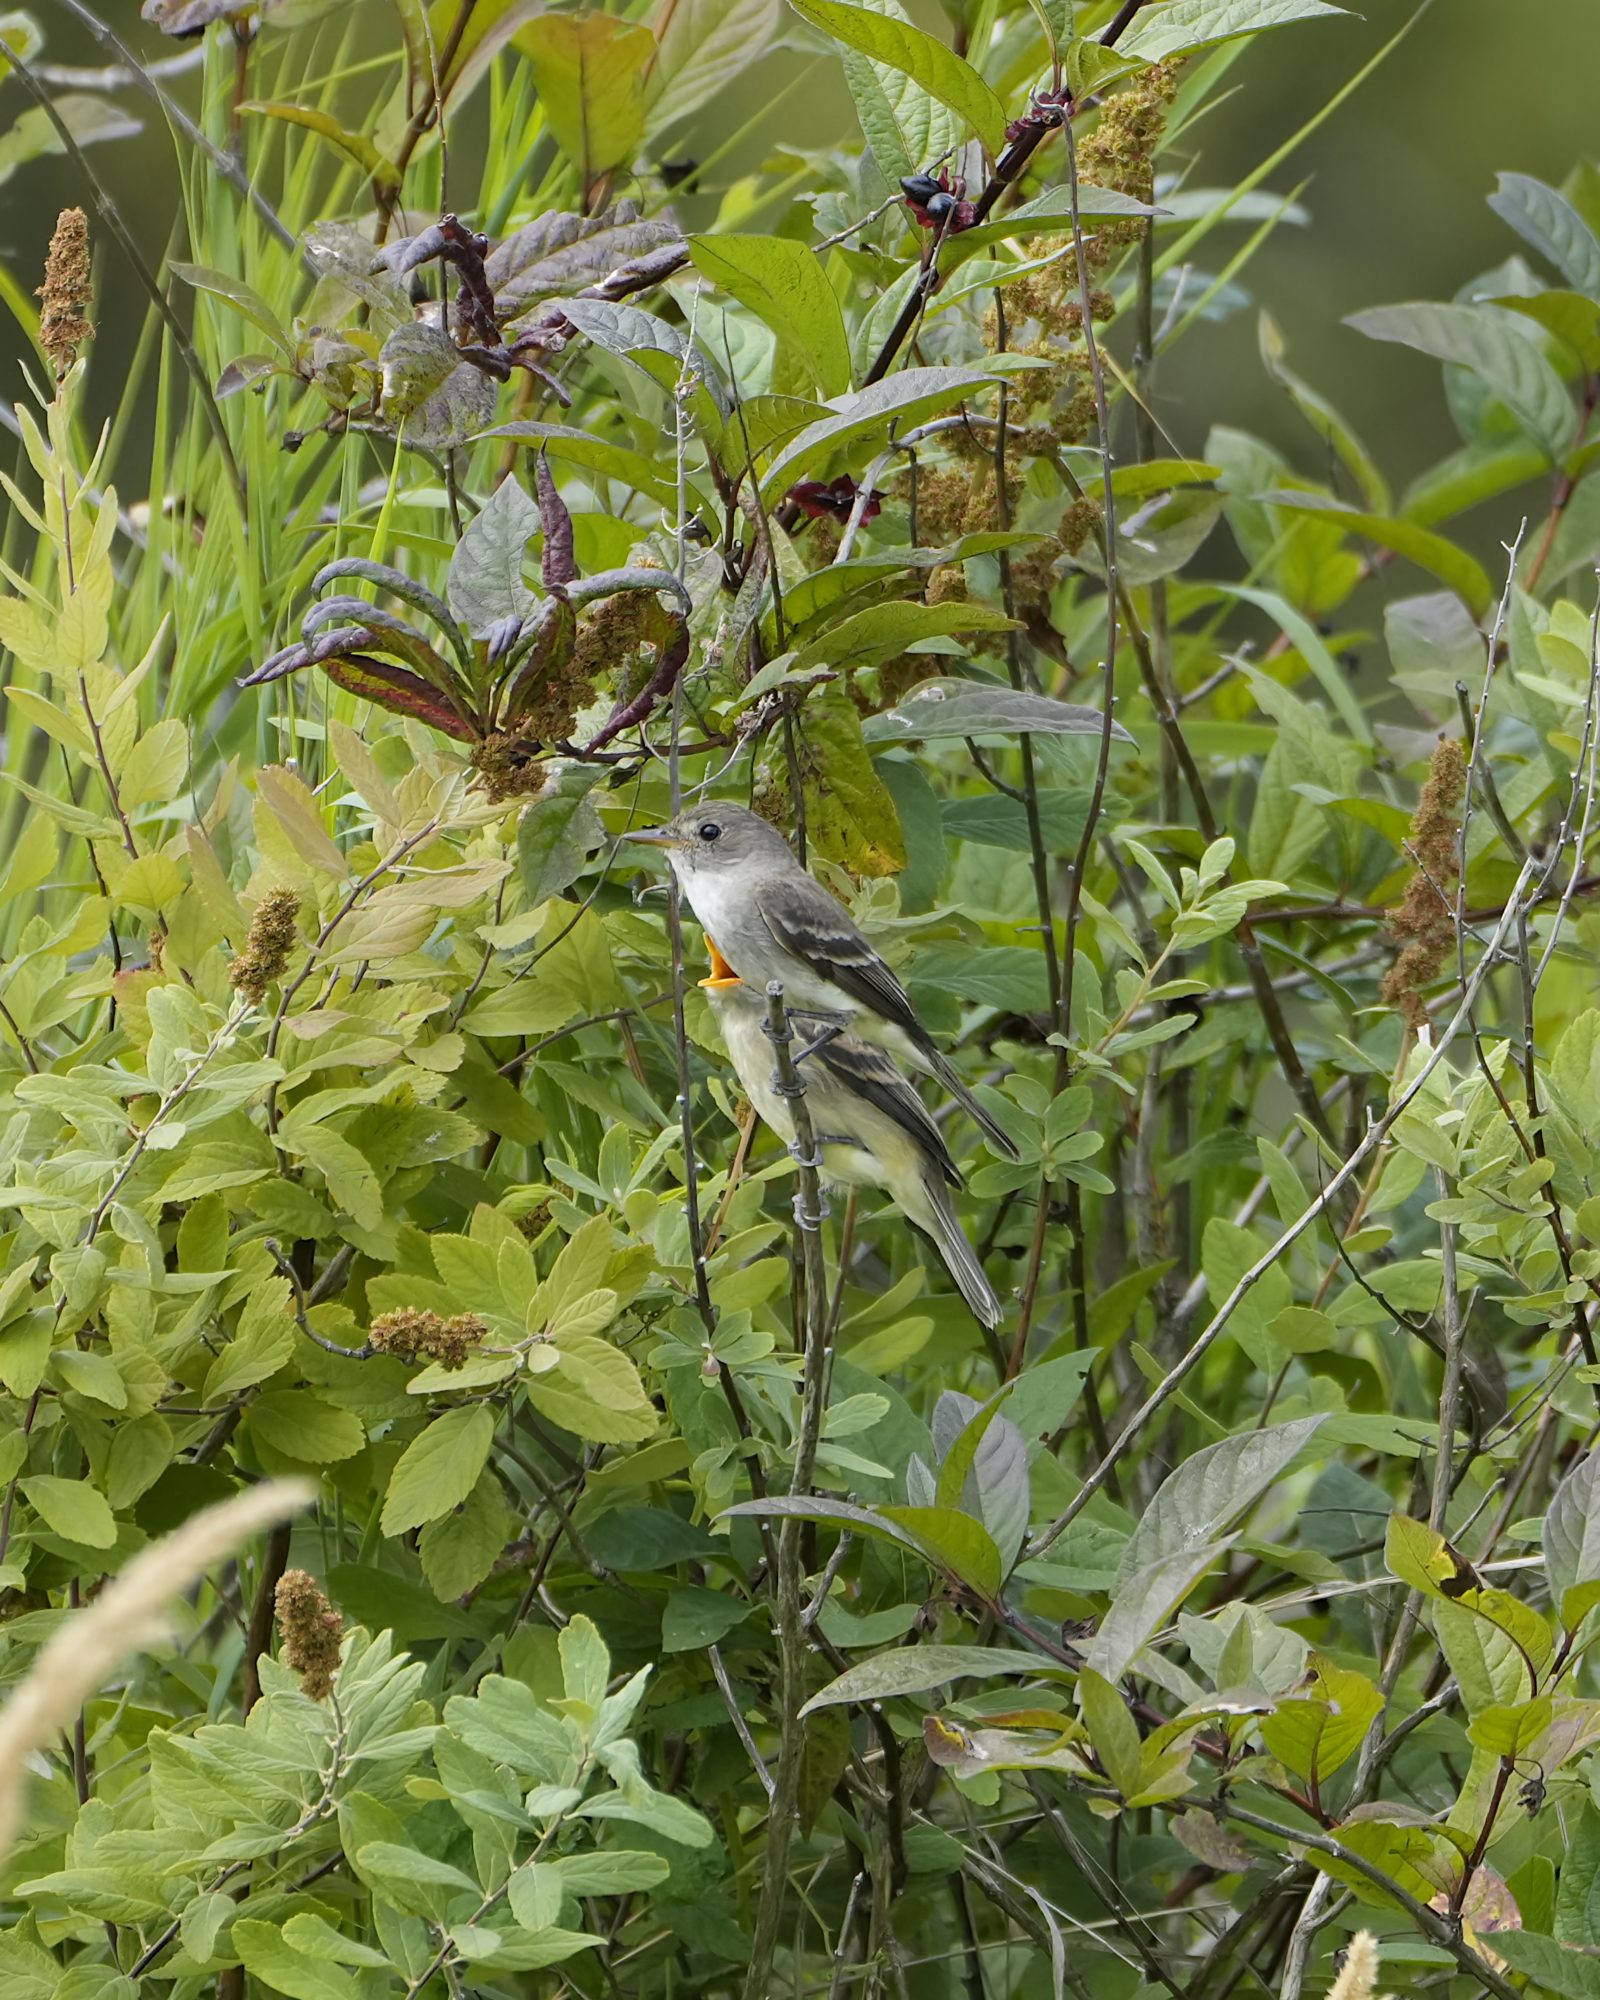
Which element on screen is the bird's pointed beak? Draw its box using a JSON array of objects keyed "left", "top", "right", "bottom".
[{"left": 623, "top": 827, "right": 681, "bottom": 848}]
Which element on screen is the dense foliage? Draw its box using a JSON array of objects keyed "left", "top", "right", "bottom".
[{"left": 2, "top": 0, "right": 1600, "bottom": 1996}]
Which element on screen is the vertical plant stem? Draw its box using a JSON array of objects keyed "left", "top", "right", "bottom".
[
  {"left": 743, "top": 981, "right": 830, "bottom": 2000},
  {"left": 1429, "top": 1167, "right": 1464, "bottom": 1535}
]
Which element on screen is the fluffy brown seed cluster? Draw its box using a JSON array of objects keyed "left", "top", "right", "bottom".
[
  {"left": 228, "top": 887, "right": 300, "bottom": 1001},
  {"left": 275, "top": 1569, "right": 343, "bottom": 1701},
  {"left": 570, "top": 588, "right": 664, "bottom": 696},
  {"left": 369, "top": 1306, "right": 486, "bottom": 1370},
  {"left": 472, "top": 730, "right": 547, "bottom": 803},
  {"left": 911, "top": 67, "right": 1177, "bottom": 610},
  {"left": 38, "top": 208, "right": 93, "bottom": 380},
  {"left": 1078, "top": 63, "right": 1181, "bottom": 253},
  {"left": 1381, "top": 737, "right": 1469, "bottom": 1028}
]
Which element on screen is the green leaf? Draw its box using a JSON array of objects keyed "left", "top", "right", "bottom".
[
  {"left": 862, "top": 678, "right": 1134, "bottom": 745},
  {"left": 1078, "top": 1667, "right": 1143, "bottom": 1797},
  {"left": 484, "top": 421, "right": 686, "bottom": 507},
  {"left": 662, "top": 1585, "right": 755, "bottom": 1651},
  {"left": 559, "top": 1611, "right": 611, "bottom": 1710},
  {"left": 420, "top": 1473, "right": 513, "bottom": 1599},
  {"left": 1496, "top": 291, "right": 1600, "bottom": 374},
  {"left": 381, "top": 1404, "right": 497, "bottom": 1535},
  {"left": 1492, "top": 1932, "right": 1600, "bottom": 2000},
  {"left": 1346, "top": 300, "right": 1577, "bottom": 460},
  {"left": 447, "top": 473, "right": 539, "bottom": 638},
  {"left": 645, "top": 0, "right": 780, "bottom": 138},
  {"left": 1545, "top": 1446, "right": 1600, "bottom": 1614},
  {"left": 518, "top": 766, "right": 603, "bottom": 905},
  {"left": 1118, "top": 1418, "right": 1323, "bottom": 1584},
  {"left": 171, "top": 261, "right": 294, "bottom": 357},
  {"left": 1260, "top": 1656, "right": 1383, "bottom": 1781},
  {"left": 544, "top": 1849, "right": 673, "bottom": 1894},
  {"left": 1083, "top": 1543, "right": 1230, "bottom": 1684},
  {"left": 22, "top": 1474, "right": 116, "bottom": 1548},
  {"left": 721, "top": 1494, "right": 1003, "bottom": 1595},
  {"left": 784, "top": 0, "right": 1005, "bottom": 151},
  {"left": 800, "top": 1643, "right": 1067, "bottom": 1713},
  {"left": 238, "top": 101, "right": 399, "bottom": 184},
  {"left": 785, "top": 688, "right": 906, "bottom": 876},
  {"left": 689, "top": 234, "right": 852, "bottom": 397},
  {"left": 1121, "top": 0, "right": 1349, "bottom": 63},
  {"left": 1489, "top": 172, "right": 1600, "bottom": 297},
  {"left": 232, "top": 1918, "right": 377, "bottom": 2000},
  {"left": 795, "top": 601, "right": 1018, "bottom": 675},
  {"left": 760, "top": 366, "right": 1001, "bottom": 498},
  {"left": 909, "top": 944, "right": 1051, "bottom": 1014},
  {"left": 532, "top": 1333, "right": 659, "bottom": 1442},
  {"left": 833, "top": 0, "right": 960, "bottom": 188},
  {"left": 1258, "top": 490, "right": 1493, "bottom": 616},
  {"left": 941, "top": 787, "right": 1103, "bottom": 855},
  {"left": 518, "top": 14, "right": 657, "bottom": 190},
  {"left": 247, "top": 1391, "right": 365, "bottom": 1465},
  {"left": 1555, "top": 1803, "right": 1600, "bottom": 1946},
  {"left": 282, "top": 1125, "right": 383, "bottom": 1232}
]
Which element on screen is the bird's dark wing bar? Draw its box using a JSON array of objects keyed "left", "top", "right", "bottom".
[
  {"left": 756, "top": 876, "right": 927, "bottom": 1047},
  {"left": 811, "top": 1036, "right": 962, "bottom": 1190}
]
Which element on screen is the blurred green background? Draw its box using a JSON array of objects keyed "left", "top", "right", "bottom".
[{"left": 2, "top": 0, "right": 1594, "bottom": 501}]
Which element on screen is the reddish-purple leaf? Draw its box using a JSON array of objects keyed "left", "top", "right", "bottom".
[
  {"left": 537, "top": 452, "right": 579, "bottom": 591},
  {"left": 323, "top": 656, "right": 478, "bottom": 740}
]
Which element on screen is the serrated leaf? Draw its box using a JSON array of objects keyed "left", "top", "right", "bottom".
[
  {"left": 785, "top": 0, "right": 1005, "bottom": 151},
  {"left": 381, "top": 1404, "right": 497, "bottom": 1535},
  {"left": 1121, "top": 0, "right": 1349, "bottom": 63}
]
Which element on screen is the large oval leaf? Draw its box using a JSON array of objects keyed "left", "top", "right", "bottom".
[{"left": 785, "top": 0, "right": 1005, "bottom": 153}]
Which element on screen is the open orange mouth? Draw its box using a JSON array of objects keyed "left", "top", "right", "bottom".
[{"left": 698, "top": 934, "right": 743, "bottom": 991}]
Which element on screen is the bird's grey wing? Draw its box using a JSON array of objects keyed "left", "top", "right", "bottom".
[
  {"left": 755, "top": 874, "right": 926, "bottom": 1046},
  {"left": 812, "top": 1036, "right": 962, "bottom": 1190}
]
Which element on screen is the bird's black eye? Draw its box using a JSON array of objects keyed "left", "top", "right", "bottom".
[{"left": 698, "top": 821, "right": 722, "bottom": 842}]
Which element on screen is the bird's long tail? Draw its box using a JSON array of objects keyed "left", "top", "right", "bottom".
[
  {"left": 919, "top": 1179, "right": 1003, "bottom": 1329},
  {"left": 926, "top": 1048, "right": 1019, "bottom": 1161}
]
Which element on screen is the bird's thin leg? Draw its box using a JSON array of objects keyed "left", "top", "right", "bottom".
[
  {"left": 791, "top": 1020, "right": 846, "bottom": 1067},
  {"left": 764, "top": 1015, "right": 846, "bottom": 1095}
]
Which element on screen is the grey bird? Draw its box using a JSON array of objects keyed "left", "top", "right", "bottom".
[
  {"left": 704, "top": 976, "right": 1002, "bottom": 1329},
  {"left": 627, "top": 802, "right": 1019, "bottom": 1160}
]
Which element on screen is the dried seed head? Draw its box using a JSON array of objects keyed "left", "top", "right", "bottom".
[
  {"left": 38, "top": 208, "right": 93, "bottom": 380},
  {"left": 229, "top": 887, "right": 301, "bottom": 1001},
  {"left": 369, "top": 1306, "right": 485, "bottom": 1371},
  {"left": 274, "top": 1568, "right": 342, "bottom": 1701},
  {"left": 1381, "top": 736, "right": 1469, "bottom": 1028}
]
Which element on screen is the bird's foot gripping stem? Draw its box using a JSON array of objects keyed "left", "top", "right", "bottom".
[
  {"left": 791, "top": 1186, "right": 828, "bottom": 1232},
  {"left": 765, "top": 1015, "right": 845, "bottom": 1095}
]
